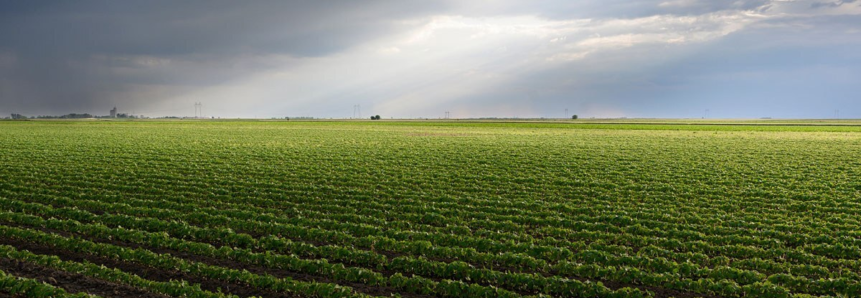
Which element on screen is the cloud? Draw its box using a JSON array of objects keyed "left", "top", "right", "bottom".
[
  {"left": 1, "top": 0, "right": 860, "bottom": 118},
  {"left": 0, "top": 1, "right": 448, "bottom": 116},
  {"left": 810, "top": 0, "right": 857, "bottom": 8}
]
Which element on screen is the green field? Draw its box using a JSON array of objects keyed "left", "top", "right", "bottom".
[{"left": 1, "top": 120, "right": 860, "bottom": 298}]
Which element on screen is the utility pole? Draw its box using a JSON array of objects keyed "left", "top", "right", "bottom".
[
  {"left": 444, "top": 111, "right": 450, "bottom": 119},
  {"left": 565, "top": 108, "right": 568, "bottom": 119},
  {"left": 835, "top": 109, "right": 840, "bottom": 119}
]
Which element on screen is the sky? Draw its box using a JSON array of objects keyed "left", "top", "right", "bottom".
[{"left": 1, "top": 0, "right": 860, "bottom": 119}]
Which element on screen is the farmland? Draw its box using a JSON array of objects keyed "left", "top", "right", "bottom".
[{"left": 1, "top": 120, "right": 860, "bottom": 298}]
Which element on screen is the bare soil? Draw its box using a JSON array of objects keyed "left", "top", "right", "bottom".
[
  {"left": 0, "top": 257, "right": 169, "bottom": 298},
  {"left": 0, "top": 223, "right": 429, "bottom": 298},
  {"left": 0, "top": 236, "right": 295, "bottom": 298}
]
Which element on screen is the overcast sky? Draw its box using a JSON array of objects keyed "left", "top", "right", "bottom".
[{"left": 1, "top": 0, "right": 860, "bottom": 119}]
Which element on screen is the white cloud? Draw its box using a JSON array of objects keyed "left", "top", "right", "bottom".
[
  {"left": 155, "top": 4, "right": 800, "bottom": 117},
  {"left": 378, "top": 47, "right": 402, "bottom": 55},
  {"left": 659, "top": 0, "right": 700, "bottom": 8},
  {"left": 546, "top": 51, "right": 591, "bottom": 62}
]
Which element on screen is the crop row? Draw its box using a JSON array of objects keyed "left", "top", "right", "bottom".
[
  {"left": 7, "top": 171, "right": 861, "bottom": 266},
  {"left": 5, "top": 183, "right": 860, "bottom": 281},
  {"left": 0, "top": 205, "right": 657, "bottom": 298},
  {"left": 3, "top": 196, "right": 858, "bottom": 297},
  {"left": 0, "top": 267, "right": 98, "bottom": 298}
]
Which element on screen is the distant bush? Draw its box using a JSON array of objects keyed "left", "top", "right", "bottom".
[{"left": 571, "top": 115, "right": 578, "bottom": 120}]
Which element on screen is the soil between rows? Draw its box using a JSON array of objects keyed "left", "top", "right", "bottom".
[
  {"left": 3, "top": 214, "right": 721, "bottom": 298},
  {"left": 0, "top": 236, "right": 295, "bottom": 298},
  {"left": 0, "top": 223, "right": 430, "bottom": 298},
  {"left": 0, "top": 256, "right": 169, "bottom": 298}
]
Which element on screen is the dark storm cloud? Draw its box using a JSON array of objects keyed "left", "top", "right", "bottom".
[
  {"left": 0, "top": 0, "right": 447, "bottom": 115},
  {"left": 0, "top": 1, "right": 445, "bottom": 57}
]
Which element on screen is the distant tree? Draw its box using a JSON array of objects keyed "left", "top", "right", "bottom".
[
  {"left": 571, "top": 114, "right": 578, "bottom": 120},
  {"left": 371, "top": 115, "right": 381, "bottom": 120}
]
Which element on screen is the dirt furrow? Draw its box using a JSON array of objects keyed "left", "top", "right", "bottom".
[
  {"left": 0, "top": 256, "right": 169, "bottom": 298},
  {"left": 0, "top": 236, "right": 295, "bottom": 298}
]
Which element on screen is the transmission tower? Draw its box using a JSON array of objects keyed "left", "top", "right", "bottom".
[
  {"left": 194, "top": 102, "right": 203, "bottom": 118},
  {"left": 353, "top": 105, "right": 362, "bottom": 119}
]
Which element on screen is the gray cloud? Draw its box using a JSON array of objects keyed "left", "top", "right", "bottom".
[
  {"left": 811, "top": 0, "right": 857, "bottom": 9},
  {"left": 444, "top": 0, "right": 771, "bottom": 19},
  {"left": 0, "top": 1, "right": 446, "bottom": 57},
  {"left": 1, "top": 0, "right": 860, "bottom": 118},
  {"left": 0, "top": 1, "right": 448, "bottom": 116}
]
